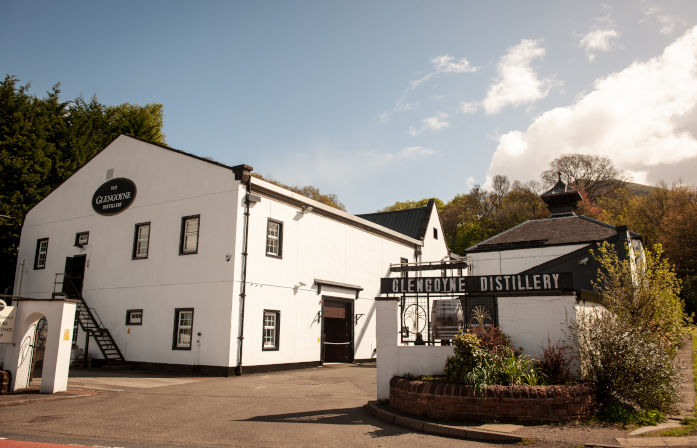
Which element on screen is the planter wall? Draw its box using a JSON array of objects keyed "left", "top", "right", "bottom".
[{"left": 389, "top": 377, "right": 597, "bottom": 423}]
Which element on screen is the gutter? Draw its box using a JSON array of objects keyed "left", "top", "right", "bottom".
[{"left": 232, "top": 165, "right": 253, "bottom": 376}]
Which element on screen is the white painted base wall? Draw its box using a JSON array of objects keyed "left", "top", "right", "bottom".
[{"left": 375, "top": 294, "right": 588, "bottom": 400}]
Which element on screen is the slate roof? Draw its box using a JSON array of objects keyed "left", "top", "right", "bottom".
[
  {"left": 465, "top": 215, "right": 639, "bottom": 253},
  {"left": 357, "top": 200, "right": 433, "bottom": 240}
]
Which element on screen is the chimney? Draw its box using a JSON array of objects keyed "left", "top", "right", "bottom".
[{"left": 540, "top": 173, "right": 583, "bottom": 217}]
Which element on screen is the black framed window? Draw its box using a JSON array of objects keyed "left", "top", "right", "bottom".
[
  {"left": 262, "top": 310, "right": 280, "bottom": 350},
  {"left": 180, "top": 215, "right": 200, "bottom": 255},
  {"left": 126, "top": 309, "right": 143, "bottom": 325},
  {"left": 173, "top": 308, "right": 194, "bottom": 350},
  {"left": 75, "top": 231, "right": 89, "bottom": 247},
  {"left": 265, "top": 219, "right": 283, "bottom": 258},
  {"left": 34, "top": 238, "right": 49, "bottom": 269},
  {"left": 132, "top": 222, "right": 150, "bottom": 259}
]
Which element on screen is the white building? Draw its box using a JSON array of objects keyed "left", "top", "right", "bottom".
[{"left": 5, "top": 134, "right": 448, "bottom": 375}]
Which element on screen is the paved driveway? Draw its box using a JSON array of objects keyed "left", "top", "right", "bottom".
[{"left": 0, "top": 364, "right": 497, "bottom": 448}]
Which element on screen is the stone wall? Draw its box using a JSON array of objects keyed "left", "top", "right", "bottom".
[{"left": 389, "top": 377, "right": 597, "bottom": 423}]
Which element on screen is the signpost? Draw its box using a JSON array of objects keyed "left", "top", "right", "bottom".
[
  {"left": 0, "top": 299, "right": 16, "bottom": 344},
  {"left": 380, "top": 272, "right": 573, "bottom": 295}
]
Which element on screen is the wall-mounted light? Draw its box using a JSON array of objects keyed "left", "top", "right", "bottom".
[
  {"left": 301, "top": 205, "right": 313, "bottom": 215},
  {"left": 225, "top": 254, "right": 231, "bottom": 262}
]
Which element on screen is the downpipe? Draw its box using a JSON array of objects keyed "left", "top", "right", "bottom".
[{"left": 235, "top": 181, "right": 251, "bottom": 376}]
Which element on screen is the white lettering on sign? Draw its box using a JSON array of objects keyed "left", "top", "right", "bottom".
[{"left": 0, "top": 300, "right": 16, "bottom": 344}]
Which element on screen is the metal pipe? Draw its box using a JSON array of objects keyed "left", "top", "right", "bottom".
[{"left": 235, "top": 182, "right": 252, "bottom": 376}]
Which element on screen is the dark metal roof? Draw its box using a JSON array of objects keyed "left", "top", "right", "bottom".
[
  {"left": 357, "top": 199, "right": 434, "bottom": 240},
  {"left": 466, "top": 215, "right": 639, "bottom": 253}
]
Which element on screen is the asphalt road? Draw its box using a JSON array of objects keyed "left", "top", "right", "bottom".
[{"left": 0, "top": 364, "right": 501, "bottom": 448}]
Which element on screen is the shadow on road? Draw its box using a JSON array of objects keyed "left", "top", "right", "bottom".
[{"left": 237, "top": 406, "right": 408, "bottom": 438}]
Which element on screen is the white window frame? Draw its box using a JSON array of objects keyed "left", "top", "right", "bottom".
[
  {"left": 262, "top": 310, "right": 280, "bottom": 351},
  {"left": 126, "top": 309, "right": 143, "bottom": 325},
  {"left": 265, "top": 219, "right": 283, "bottom": 258},
  {"left": 133, "top": 222, "right": 150, "bottom": 259},
  {"left": 180, "top": 215, "right": 200, "bottom": 255},
  {"left": 173, "top": 308, "right": 194, "bottom": 350},
  {"left": 35, "top": 238, "right": 49, "bottom": 269}
]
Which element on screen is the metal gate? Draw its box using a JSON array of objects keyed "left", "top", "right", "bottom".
[{"left": 28, "top": 317, "right": 48, "bottom": 388}]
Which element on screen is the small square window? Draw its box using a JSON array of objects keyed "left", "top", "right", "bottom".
[
  {"left": 266, "top": 219, "right": 283, "bottom": 258},
  {"left": 75, "top": 232, "right": 89, "bottom": 247},
  {"left": 180, "top": 215, "right": 200, "bottom": 255},
  {"left": 132, "top": 222, "right": 150, "bottom": 259},
  {"left": 126, "top": 309, "right": 143, "bottom": 325},
  {"left": 173, "top": 308, "right": 194, "bottom": 350},
  {"left": 262, "top": 310, "right": 280, "bottom": 350},
  {"left": 34, "top": 238, "right": 49, "bottom": 270}
]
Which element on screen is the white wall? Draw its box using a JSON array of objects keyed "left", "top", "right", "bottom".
[
  {"left": 236, "top": 179, "right": 449, "bottom": 367},
  {"left": 468, "top": 244, "right": 588, "bottom": 275},
  {"left": 497, "top": 294, "right": 578, "bottom": 357},
  {"left": 15, "top": 136, "right": 240, "bottom": 367}
]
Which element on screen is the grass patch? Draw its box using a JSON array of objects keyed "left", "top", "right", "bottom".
[{"left": 641, "top": 417, "right": 697, "bottom": 437}]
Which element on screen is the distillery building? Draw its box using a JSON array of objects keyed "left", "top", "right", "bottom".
[{"left": 7, "top": 134, "right": 449, "bottom": 375}]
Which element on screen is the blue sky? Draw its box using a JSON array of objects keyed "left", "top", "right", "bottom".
[{"left": 3, "top": 1, "right": 697, "bottom": 213}]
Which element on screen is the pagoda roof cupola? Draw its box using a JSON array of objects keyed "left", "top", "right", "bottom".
[{"left": 540, "top": 173, "right": 583, "bottom": 217}]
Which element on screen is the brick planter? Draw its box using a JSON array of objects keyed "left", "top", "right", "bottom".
[{"left": 389, "top": 376, "right": 597, "bottom": 423}]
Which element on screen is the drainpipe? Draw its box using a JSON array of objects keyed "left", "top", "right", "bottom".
[
  {"left": 16, "top": 258, "right": 25, "bottom": 298},
  {"left": 232, "top": 165, "right": 253, "bottom": 376}
]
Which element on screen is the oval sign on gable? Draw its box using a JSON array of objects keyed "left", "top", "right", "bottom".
[{"left": 92, "top": 178, "right": 137, "bottom": 215}]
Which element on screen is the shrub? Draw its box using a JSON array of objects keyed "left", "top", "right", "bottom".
[
  {"left": 569, "top": 309, "right": 681, "bottom": 413},
  {"left": 538, "top": 338, "right": 573, "bottom": 385},
  {"left": 469, "top": 325, "right": 517, "bottom": 354},
  {"left": 443, "top": 331, "right": 540, "bottom": 392}
]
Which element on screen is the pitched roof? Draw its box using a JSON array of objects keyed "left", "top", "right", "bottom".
[
  {"left": 357, "top": 200, "right": 434, "bottom": 240},
  {"left": 465, "top": 215, "right": 639, "bottom": 253}
]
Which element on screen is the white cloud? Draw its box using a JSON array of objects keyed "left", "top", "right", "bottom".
[
  {"left": 486, "top": 26, "right": 697, "bottom": 187},
  {"left": 580, "top": 28, "right": 620, "bottom": 61},
  {"left": 408, "top": 112, "right": 449, "bottom": 136},
  {"left": 380, "top": 54, "right": 478, "bottom": 120},
  {"left": 399, "top": 146, "right": 437, "bottom": 159},
  {"left": 641, "top": 3, "right": 684, "bottom": 35},
  {"left": 482, "top": 39, "right": 553, "bottom": 115},
  {"left": 460, "top": 101, "right": 479, "bottom": 114}
]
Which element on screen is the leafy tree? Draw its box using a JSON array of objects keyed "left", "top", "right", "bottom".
[
  {"left": 541, "top": 153, "right": 626, "bottom": 203},
  {"left": 380, "top": 197, "right": 444, "bottom": 212},
  {"left": 590, "top": 241, "right": 685, "bottom": 348},
  {"left": 251, "top": 173, "right": 345, "bottom": 210},
  {"left": 0, "top": 75, "right": 165, "bottom": 293}
]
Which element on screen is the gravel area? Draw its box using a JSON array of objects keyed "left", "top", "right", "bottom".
[{"left": 516, "top": 421, "right": 631, "bottom": 447}]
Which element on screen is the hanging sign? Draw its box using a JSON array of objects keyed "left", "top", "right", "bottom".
[
  {"left": 0, "top": 299, "right": 16, "bottom": 344},
  {"left": 381, "top": 273, "right": 573, "bottom": 295},
  {"left": 92, "top": 178, "right": 137, "bottom": 215}
]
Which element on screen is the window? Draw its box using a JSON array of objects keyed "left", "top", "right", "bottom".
[
  {"left": 34, "top": 238, "right": 49, "bottom": 269},
  {"left": 262, "top": 310, "right": 280, "bottom": 350},
  {"left": 433, "top": 227, "right": 438, "bottom": 239},
  {"left": 265, "top": 219, "right": 283, "bottom": 258},
  {"left": 173, "top": 308, "right": 194, "bottom": 350},
  {"left": 75, "top": 232, "right": 89, "bottom": 247},
  {"left": 132, "top": 222, "right": 150, "bottom": 259},
  {"left": 180, "top": 215, "right": 200, "bottom": 255},
  {"left": 400, "top": 257, "right": 408, "bottom": 278},
  {"left": 126, "top": 309, "right": 143, "bottom": 325}
]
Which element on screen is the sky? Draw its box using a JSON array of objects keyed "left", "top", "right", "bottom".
[{"left": 3, "top": 1, "right": 697, "bottom": 213}]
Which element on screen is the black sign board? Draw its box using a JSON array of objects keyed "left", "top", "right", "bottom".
[
  {"left": 92, "top": 178, "right": 137, "bottom": 215},
  {"left": 380, "top": 273, "right": 573, "bottom": 295}
]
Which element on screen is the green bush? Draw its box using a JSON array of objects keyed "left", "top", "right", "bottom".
[
  {"left": 569, "top": 310, "right": 681, "bottom": 413},
  {"left": 443, "top": 331, "right": 540, "bottom": 392}
]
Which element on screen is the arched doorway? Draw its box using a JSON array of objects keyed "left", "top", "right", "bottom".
[
  {"left": 15, "top": 316, "right": 48, "bottom": 389},
  {"left": 28, "top": 317, "right": 48, "bottom": 387}
]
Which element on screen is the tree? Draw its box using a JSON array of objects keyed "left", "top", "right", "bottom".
[
  {"left": 567, "top": 241, "right": 685, "bottom": 413},
  {"left": 251, "top": 173, "right": 345, "bottom": 210},
  {"left": 380, "top": 198, "right": 444, "bottom": 212},
  {"left": 541, "top": 153, "right": 626, "bottom": 203},
  {"left": 0, "top": 75, "right": 166, "bottom": 293}
]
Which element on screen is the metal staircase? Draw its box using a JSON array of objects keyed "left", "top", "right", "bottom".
[{"left": 54, "top": 273, "right": 125, "bottom": 363}]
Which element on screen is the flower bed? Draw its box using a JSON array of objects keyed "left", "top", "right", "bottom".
[{"left": 389, "top": 376, "right": 597, "bottom": 423}]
